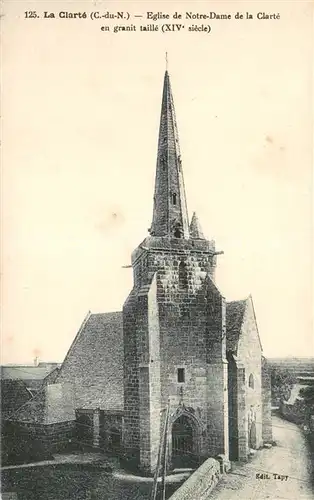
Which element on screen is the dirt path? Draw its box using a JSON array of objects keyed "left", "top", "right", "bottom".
[{"left": 208, "top": 414, "right": 313, "bottom": 500}]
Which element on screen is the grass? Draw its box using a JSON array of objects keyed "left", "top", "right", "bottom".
[{"left": 1, "top": 463, "right": 178, "bottom": 500}]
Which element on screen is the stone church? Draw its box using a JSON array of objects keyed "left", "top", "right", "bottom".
[{"left": 9, "top": 70, "right": 272, "bottom": 473}]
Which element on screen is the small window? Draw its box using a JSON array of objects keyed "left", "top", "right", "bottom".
[
  {"left": 172, "top": 193, "right": 177, "bottom": 205},
  {"left": 174, "top": 226, "right": 181, "bottom": 238},
  {"left": 177, "top": 368, "right": 185, "bottom": 383},
  {"left": 179, "top": 261, "right": 188, "bottom": 288},
  {"left": 249, "top": 373, "right": 254, "bottom": 389}
]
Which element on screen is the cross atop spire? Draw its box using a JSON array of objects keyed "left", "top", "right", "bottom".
[
  {"left": 150, "top": 70, "right": 190, "bottom": 239},
  {"left": 165, "top": 51, "right": 168, "bottom": 71}
]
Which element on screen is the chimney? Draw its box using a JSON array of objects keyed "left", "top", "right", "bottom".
[{"left": 34, "top": 356, "right": 39, "bottom": 367}]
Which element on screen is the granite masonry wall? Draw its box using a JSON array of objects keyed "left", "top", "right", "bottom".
[
  {"left": 168, "top": 457, "right": 222, "bottom": 500},
  {"left": 233, "top": 299, "right": 264, "bottom": 461},
  {"left": 261, "top": 357, "right": 273, "bottom": 443},
  {"left": 123, "top": 235, "right": 228, "bottom": 473},
  {"left": 2, "top": 420, "right": 75, "bottom": 465}
]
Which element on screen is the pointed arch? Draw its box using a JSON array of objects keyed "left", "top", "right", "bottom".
[{"left": 168, "top": 406, "right": 202, "bottom": 469}]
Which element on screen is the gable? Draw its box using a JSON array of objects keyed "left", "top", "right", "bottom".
[
  {"left": 56, "top": 311, "right": 124, "bottom": 411},
  {"left": 226, "top": 296, "right": 262, "bottom": 358},
  {"left": 237, "top": 296, "right": 263, "bottom": 359}
]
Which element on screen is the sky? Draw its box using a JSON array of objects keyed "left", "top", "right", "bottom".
[{"left": 1, "top": 1, "right": 313, "bottom": 363}]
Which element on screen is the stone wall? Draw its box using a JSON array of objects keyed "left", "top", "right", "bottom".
[
  {"left": 261, "top": 357, "right": 273, "bottom": 443},
  {"left": 228, "top": 354, "right": 239, "bottom": 460},
  {"left": 168, "top": 457, "right": 221, "bottom": 500},
  {"left": 235, "top": 364, "right": 248, "bottom": 461},
  {"left": 100, "top": 411, "right": 123, "bottom": 453},
  {"left": 236, "top": 298, "right": 264, "bottom": 460},
  {"left": 74, "top": 409, "right": 124, "bottom": 452},
  {"left": 123, "top": 235, "right": 228, "bottom": 472},
  {"left": 75, "top": 410, "right": 94, "bottom": 447},
  {"left": 46, "top": 383, "right": 76, "bottom": 424},
  {"left": 25, "top": 421, "right": 75, "bottom": 451},
  {"left": 1, "top": 420, "right": 75, "bottom": 465},
  {"left": 123, "top": 289, "right": 142, "bottom": 462}
]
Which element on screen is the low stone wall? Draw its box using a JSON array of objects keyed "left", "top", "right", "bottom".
[
  {"left": 2, "top": 420, "right": 75, "bottom": 465},
  {"left": 29, "top": 421, "right": 75, "bottom": 451},
  {"left": 168, "top": 457, "right": 221, "bottom": 500}
]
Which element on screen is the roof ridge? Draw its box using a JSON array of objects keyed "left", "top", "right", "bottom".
[
  {"left": 226, "top": 296, "right": 250, "bottom": 305},
  {"left": 90, "top": 310, "right": 122, "bottom": 316}
]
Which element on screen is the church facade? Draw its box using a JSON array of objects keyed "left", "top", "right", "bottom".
[
  {"left": 9, "top": 70, "right": 272, "bottom": 473},
  {"left": 121, "top": 70, "right": 272, "bottom": 472}
]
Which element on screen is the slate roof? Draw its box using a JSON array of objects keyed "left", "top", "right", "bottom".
[
  {"left": 7, "top": 387, "right": 47, "bottom": 423},
  {"left": 56, "top": 311, "right": 124, "bottom": 411},
  {"left": 1, "top": 365, "right": 59, "bottom": 381},
  {"left": 1, "top": 380, "right": 32, "bottom": 419},
  {"left": 226, "top": 299, "right": 247, "bottom": 353}
]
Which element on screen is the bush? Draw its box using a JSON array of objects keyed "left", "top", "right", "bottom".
[{"left": 271, "top": 368, "right": 297, "bottom": 404}]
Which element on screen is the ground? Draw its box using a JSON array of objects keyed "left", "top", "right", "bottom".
[
  {"left": 1, "top": 454, "right": 185, "bottom": 499},
  {"left": 2, "top": 414, "right": 313, "bottom": 499},
  {"left": 208, "top": 413, "right": 313, "bottom": 500}
]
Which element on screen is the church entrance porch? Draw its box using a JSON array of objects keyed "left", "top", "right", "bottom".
[{"left": 170, "top": 413, "right": 200, "bottom": 469}]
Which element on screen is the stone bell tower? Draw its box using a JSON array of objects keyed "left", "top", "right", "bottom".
[{"left": 123, "top": 70, "right": 229, "bottom": 473}]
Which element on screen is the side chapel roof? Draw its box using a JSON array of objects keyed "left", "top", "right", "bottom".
[
  {"left": 56, "top": 311, "right": 124, "bottom": 411},
  {"left": 226, "top": 299, "right": 247, "bottom": 353}
]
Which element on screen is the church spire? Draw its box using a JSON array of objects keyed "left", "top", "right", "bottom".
[
  {"left": 150, "top": 70, "right": 190, "bottom": 239},
  {"left": 190, "top": 212, "right": 205, "bottom": 239}
]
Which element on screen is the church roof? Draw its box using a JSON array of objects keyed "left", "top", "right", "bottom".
[
  {"left": 1, "top": 365, "right": 58, "bottom": 381},
  {"left": 226, "top": 299, "right": 247, "bottom": 353},
  {"left": 56, "top": 311, "right": 124, "bottom": 411},
  {"left": 5, "top": 385, "right": 47, "bottom": 423},
  {"left": 1, "top": 379, "right": 32, "bottom": 420}
]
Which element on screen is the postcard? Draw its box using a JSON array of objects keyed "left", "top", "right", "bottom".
[{"left": 1, "top": 1, "right": 313, "bottom": 499}]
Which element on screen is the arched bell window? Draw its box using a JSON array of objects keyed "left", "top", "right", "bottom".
[
  {"left": 249, "top": 373, "right": 254, "bottom": 389},
  {"left": 173, "top": 221, "right": 183, "bottom": 238}
]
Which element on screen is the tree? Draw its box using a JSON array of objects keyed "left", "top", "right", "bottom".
[
  {"left": 270, "top": 368, "right": 297, "bottom": 404},
  {"left": 299, "top": 386, "right": 314, "bottom": 422}
]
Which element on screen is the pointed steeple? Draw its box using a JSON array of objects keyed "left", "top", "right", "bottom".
[
  {"left": 150, "top": 71, "right": 190, "bottom": 239},
  {"left": 189, "top": 212, "right": 205, "bottom": 239}
]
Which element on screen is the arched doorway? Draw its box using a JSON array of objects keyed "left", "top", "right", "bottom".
[
  {"left": 249, "top": 421, "right": 257, "bottom": 449},
  {"left": 171, "top": 415, "right": 196, "bottom": 468}
]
